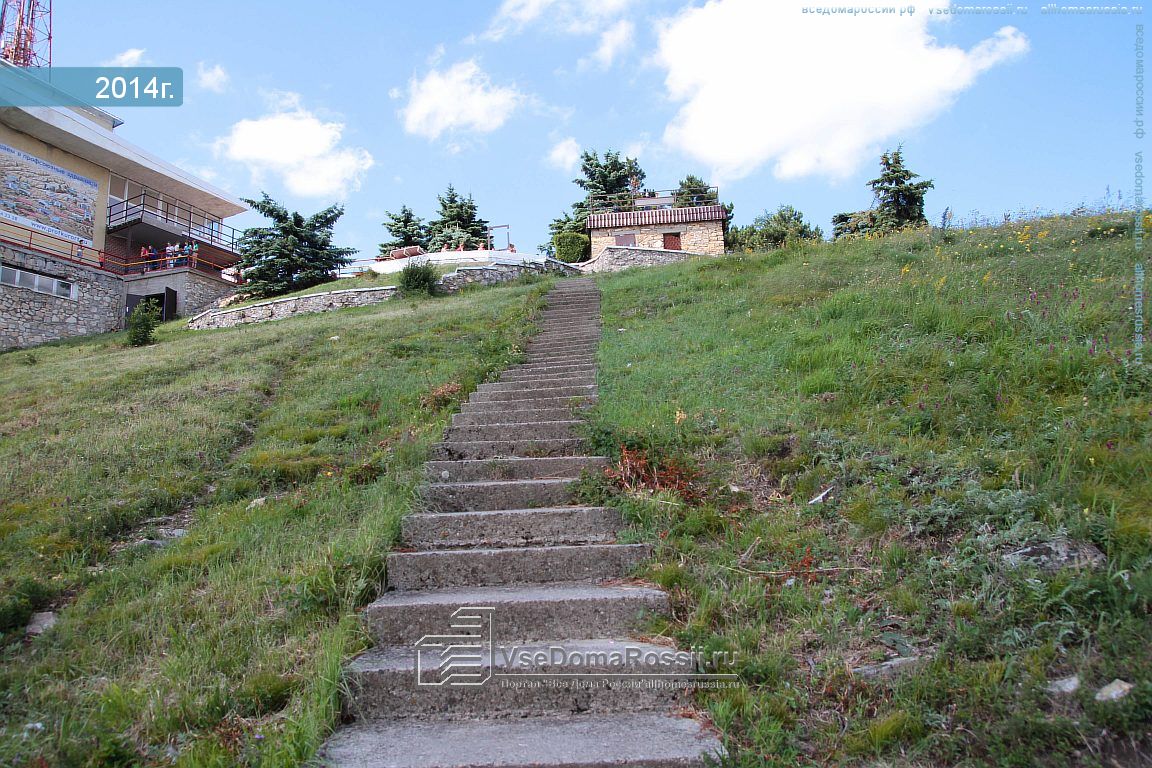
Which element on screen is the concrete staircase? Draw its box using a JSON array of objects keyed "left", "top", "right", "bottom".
[{"left": 320, "top": 278, "right": 723, "bottom": 767}]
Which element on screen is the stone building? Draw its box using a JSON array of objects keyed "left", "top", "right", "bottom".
[
  {"left": 586, "top": 203, "right": 727, "bottom": 262},
  {"left": 0, "top": 69, "right": 246, "bottom": 349}
]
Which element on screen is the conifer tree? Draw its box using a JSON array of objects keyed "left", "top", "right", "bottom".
[
  {"left": 426, "top": 185, "right": 489, "bottom": 249},
  {"left": 550, "top": 149, "right": 646, "bottom": 238},
  {"left": 867, "top": 147, "right": 934, "bottom": 230},
  {"left": 378, "top": 205, "right": 429, "bottom": 256},
  {"left": 236, "top": 193, "right": 355, "bottom": 299}
]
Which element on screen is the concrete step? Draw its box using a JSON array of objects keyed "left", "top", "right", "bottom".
[
  {"left": 420, "top": 478, "right": 578, "bottom": 513},
  {"left": 343, "top": 638, "right": 691, "bottom": 720},
  {"left": 426, "top": 455, "right": 607, "bottom": 482},
  {"left": 459, "top": 396, "right": 595, "bottom": 414},
  {"left": 501, "top": 362, "right": 596, "bottom": 377},
  {"left": 527, "top": 333, "right": 599, "bottom": 342},
  {"left": 429, "top": 439, "right": 586, "bottom": 461},
  {"left": 386, "top": 543, "right": 652, "bottom": 590},
  {"left": 525, "top": 342, "right": 600, "bottom": 355},
  {"left": 498, "top": 369, "right": 596, "bottom": 384},
  {"left": 365, "top": 581, "right": 668, "bottom": 645},
  {"left": 469, "top": 385, "right": 596, "bottom": 403},
  {"left": 478, "top": 376, "right": 595, "bottom": 392},
  {"left": 522, "top": 352, "right": 598, "bottom": 364},
  {"left": 319, "top": 713, "right": 722, "bottom": 768},
  {"left": 527, "top": 337, "right": 598, "bottom": 346},
  {"left": 403, "top": 506, "right": 622, "bottom": 549},
  {"left": 528, "top": 336, "right": 601, "bottom": 346},
  {"left": 450, "top": 407, "right": 580, "bottom": 426},
  {"left": 445, "top": 420, "right": 581, "bottom": 442},
  {"left": 538, "top": 310, "right": 600, "bottom": 317}
]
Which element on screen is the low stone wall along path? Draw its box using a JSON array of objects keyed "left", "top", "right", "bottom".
[{"left": 319, "top": 277, "right": 723, "bottom": 767}]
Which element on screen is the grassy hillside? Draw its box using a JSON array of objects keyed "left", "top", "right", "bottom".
[
  {"left": 585, "top": 213, "right": 1150, "bottom": 766},
  {"left": 0, "top": 278, "right": 549, "bottom": 766}
]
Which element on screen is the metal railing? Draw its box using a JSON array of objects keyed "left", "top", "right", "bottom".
[
  {"left": 587, "top": 186, "right": 720, "bottom": 215},
  {"left": 0, "top": 218, "right": 241, "bottom": 282},
  {"left": 107, "top": 192, "right": 241, "bottom": 253}
]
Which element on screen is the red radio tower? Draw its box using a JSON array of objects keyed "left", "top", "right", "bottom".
[{"left": 0, "top": 0, "right": 51, "bottom": 68}]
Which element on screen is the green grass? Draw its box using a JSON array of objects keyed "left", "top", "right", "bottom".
[
  {"left": 0, "top": 279, "right": 550, "bottom": 765},
  {"left": 584, "top": 213, "right": 1151, "bottom": 766}
]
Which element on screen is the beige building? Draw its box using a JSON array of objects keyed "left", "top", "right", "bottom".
[
  {"left": 586, "top": 204, "right": 727, "bottom": 261},
  {"left": 0, "top": 68, "right": 247, "bottom": 348}
]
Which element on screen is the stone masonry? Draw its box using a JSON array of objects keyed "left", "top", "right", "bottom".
[
  {"left": 589, "top": 218, "right": 725, "bottom": 261},
  {"left": 0, "top": 243, "right": 122, "bottom": 349},
  {"left": 318, "top": 278, "right": 723, "bottom": 768},
  {"left": 188, "top": 260, "right": 580, "bottom": 331},
  {"left": 578, "top": 245, "right": 709, "bottom": 273}
]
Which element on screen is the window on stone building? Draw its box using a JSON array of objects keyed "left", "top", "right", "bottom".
[
  {"left": 614, "top": 233, "right": 636, "bottom": 246},
  {"left": 1, "top": 263, "right": 78, "bottom": 299},
  {"left": 663, "top": 232, "right": 682, "bottom": 250}
]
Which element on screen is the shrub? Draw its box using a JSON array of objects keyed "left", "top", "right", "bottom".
[
  {"left": 398, "top": 258, "right": 440, "bottom": 296},
  {"left": 126, "top": 299, "right": 160, "bottom": 346},
  {"left": 553, "top": 231, "right": 590, "bottom": 263}
]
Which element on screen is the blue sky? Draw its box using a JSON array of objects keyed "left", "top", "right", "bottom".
[{"left": 55, "top": 0, "right": 1143, "bottom": 264}]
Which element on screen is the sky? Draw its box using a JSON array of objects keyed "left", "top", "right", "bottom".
[{"left": 53, "top": 0, "right": 1145, "bottom": 265}]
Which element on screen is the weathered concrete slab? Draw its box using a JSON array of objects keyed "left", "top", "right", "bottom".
[
  {"left": 402, "top": 506, "right": 622, "bottom": 549},
  {"left": 425, "top": 456, "right": 608, "bottom": 483},
  {"left": 319, "top": 713, "right": 721, "bottom": 768},
  {"left": 344, "top": 638, "right": 693, "bottom": 719},
  {"left": 386, "top": 543, "right": 652, "bottom": 590},
  {"left": 445, "top": 421, "right": 582, "bottom": 442},
  {"left": 429, "top": 439, "right": 586, "bottom": 461},
  {"left": 421, "top": 478, "right": 578, "bottom": 513},
  {"left": 366, "top": 582, "right": 669, "bottom": 645}
]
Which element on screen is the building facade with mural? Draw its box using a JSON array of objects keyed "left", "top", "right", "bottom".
[{"left": 0, "top": 83, "right": 246, "bottom": 349}]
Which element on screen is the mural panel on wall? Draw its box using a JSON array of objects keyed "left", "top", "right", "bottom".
[{"left": 0, "top": 143, "right": 97, "bottom": 245}]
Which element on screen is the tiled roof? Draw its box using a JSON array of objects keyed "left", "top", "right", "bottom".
[{"left": 586, "top": 204, "right": 728, "bottom": 230}]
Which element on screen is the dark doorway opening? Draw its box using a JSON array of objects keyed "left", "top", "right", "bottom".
[{"left": 126, "top": 287, "right": 178, "bottom": 324}]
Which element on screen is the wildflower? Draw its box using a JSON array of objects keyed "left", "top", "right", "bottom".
[{"left": 675, "top": 409, "right": 687, "bottom": 424}]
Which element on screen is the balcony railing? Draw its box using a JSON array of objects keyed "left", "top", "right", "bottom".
[
  {"left": 108, "top": 192, "right": 242, "bottom": 253},
  {"left": 588, "top": 186, "right": 720, "bottom": 215},
  {"left": 0, "top": 218, "right": 241, "bottom": 282}
]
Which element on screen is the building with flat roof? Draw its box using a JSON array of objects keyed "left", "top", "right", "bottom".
[{"left": 0, "top": 73, "right": 246, "bottom": 348}]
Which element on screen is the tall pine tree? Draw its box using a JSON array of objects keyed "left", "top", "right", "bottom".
[
  {"left": 378, "top": 205, "right": 429, "bottom": 256},
  {"left": 867, "top": 147, "right": 934, "bottom": 230},
  {"left": 426, "top": 185, "right": 489, "bottom": 250},
  {"left": 550, "top": 149, "right": 646, "bottom": 238},
  {"left": 236, "top": 193, "right": 356, "bottom": 299}
]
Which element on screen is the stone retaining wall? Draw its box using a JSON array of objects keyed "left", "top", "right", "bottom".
[
  {"left": 576, "top": 246, "right": 709, "bottom": 274},
  {"left": 0, "top": 244, "right": 123, "bottom": 349},
  {"left": 188, "top": 259, "right": 578, "bottom": 331}
]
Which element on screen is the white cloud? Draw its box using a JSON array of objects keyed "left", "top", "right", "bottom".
[
  {"left": 656, "top": 0, "right": 1028, "bottom": 183},
  {"left": 214, "top": 92, "right": 374, "bottom": 199},
  {"left": 195, "top": 62, "right": 230, "bottom": 93},
  {"left": 387, "top": 86, "right": 402, "bottom": 99},
  {"left": 580, "top": 20, "right": 634, "bottom": 70},
  {"left": 482, "top": 0, "right": 631, "bottom": 39},
  {"left": 103, "top": 48, "right": 147, "bottom": 67},
  {"left": 546, "top": 137, "right": 581, "bottom": 172},
  {"left": 401, "top": 60, "right": 523, "bottom": 141}
]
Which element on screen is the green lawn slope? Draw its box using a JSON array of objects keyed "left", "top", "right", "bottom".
[
  {"left": 585, "top": 212, "right": 1150, "bottom": 766},
  {"left": 0, "top": 278, "right": 550, "bottom": 766}
]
